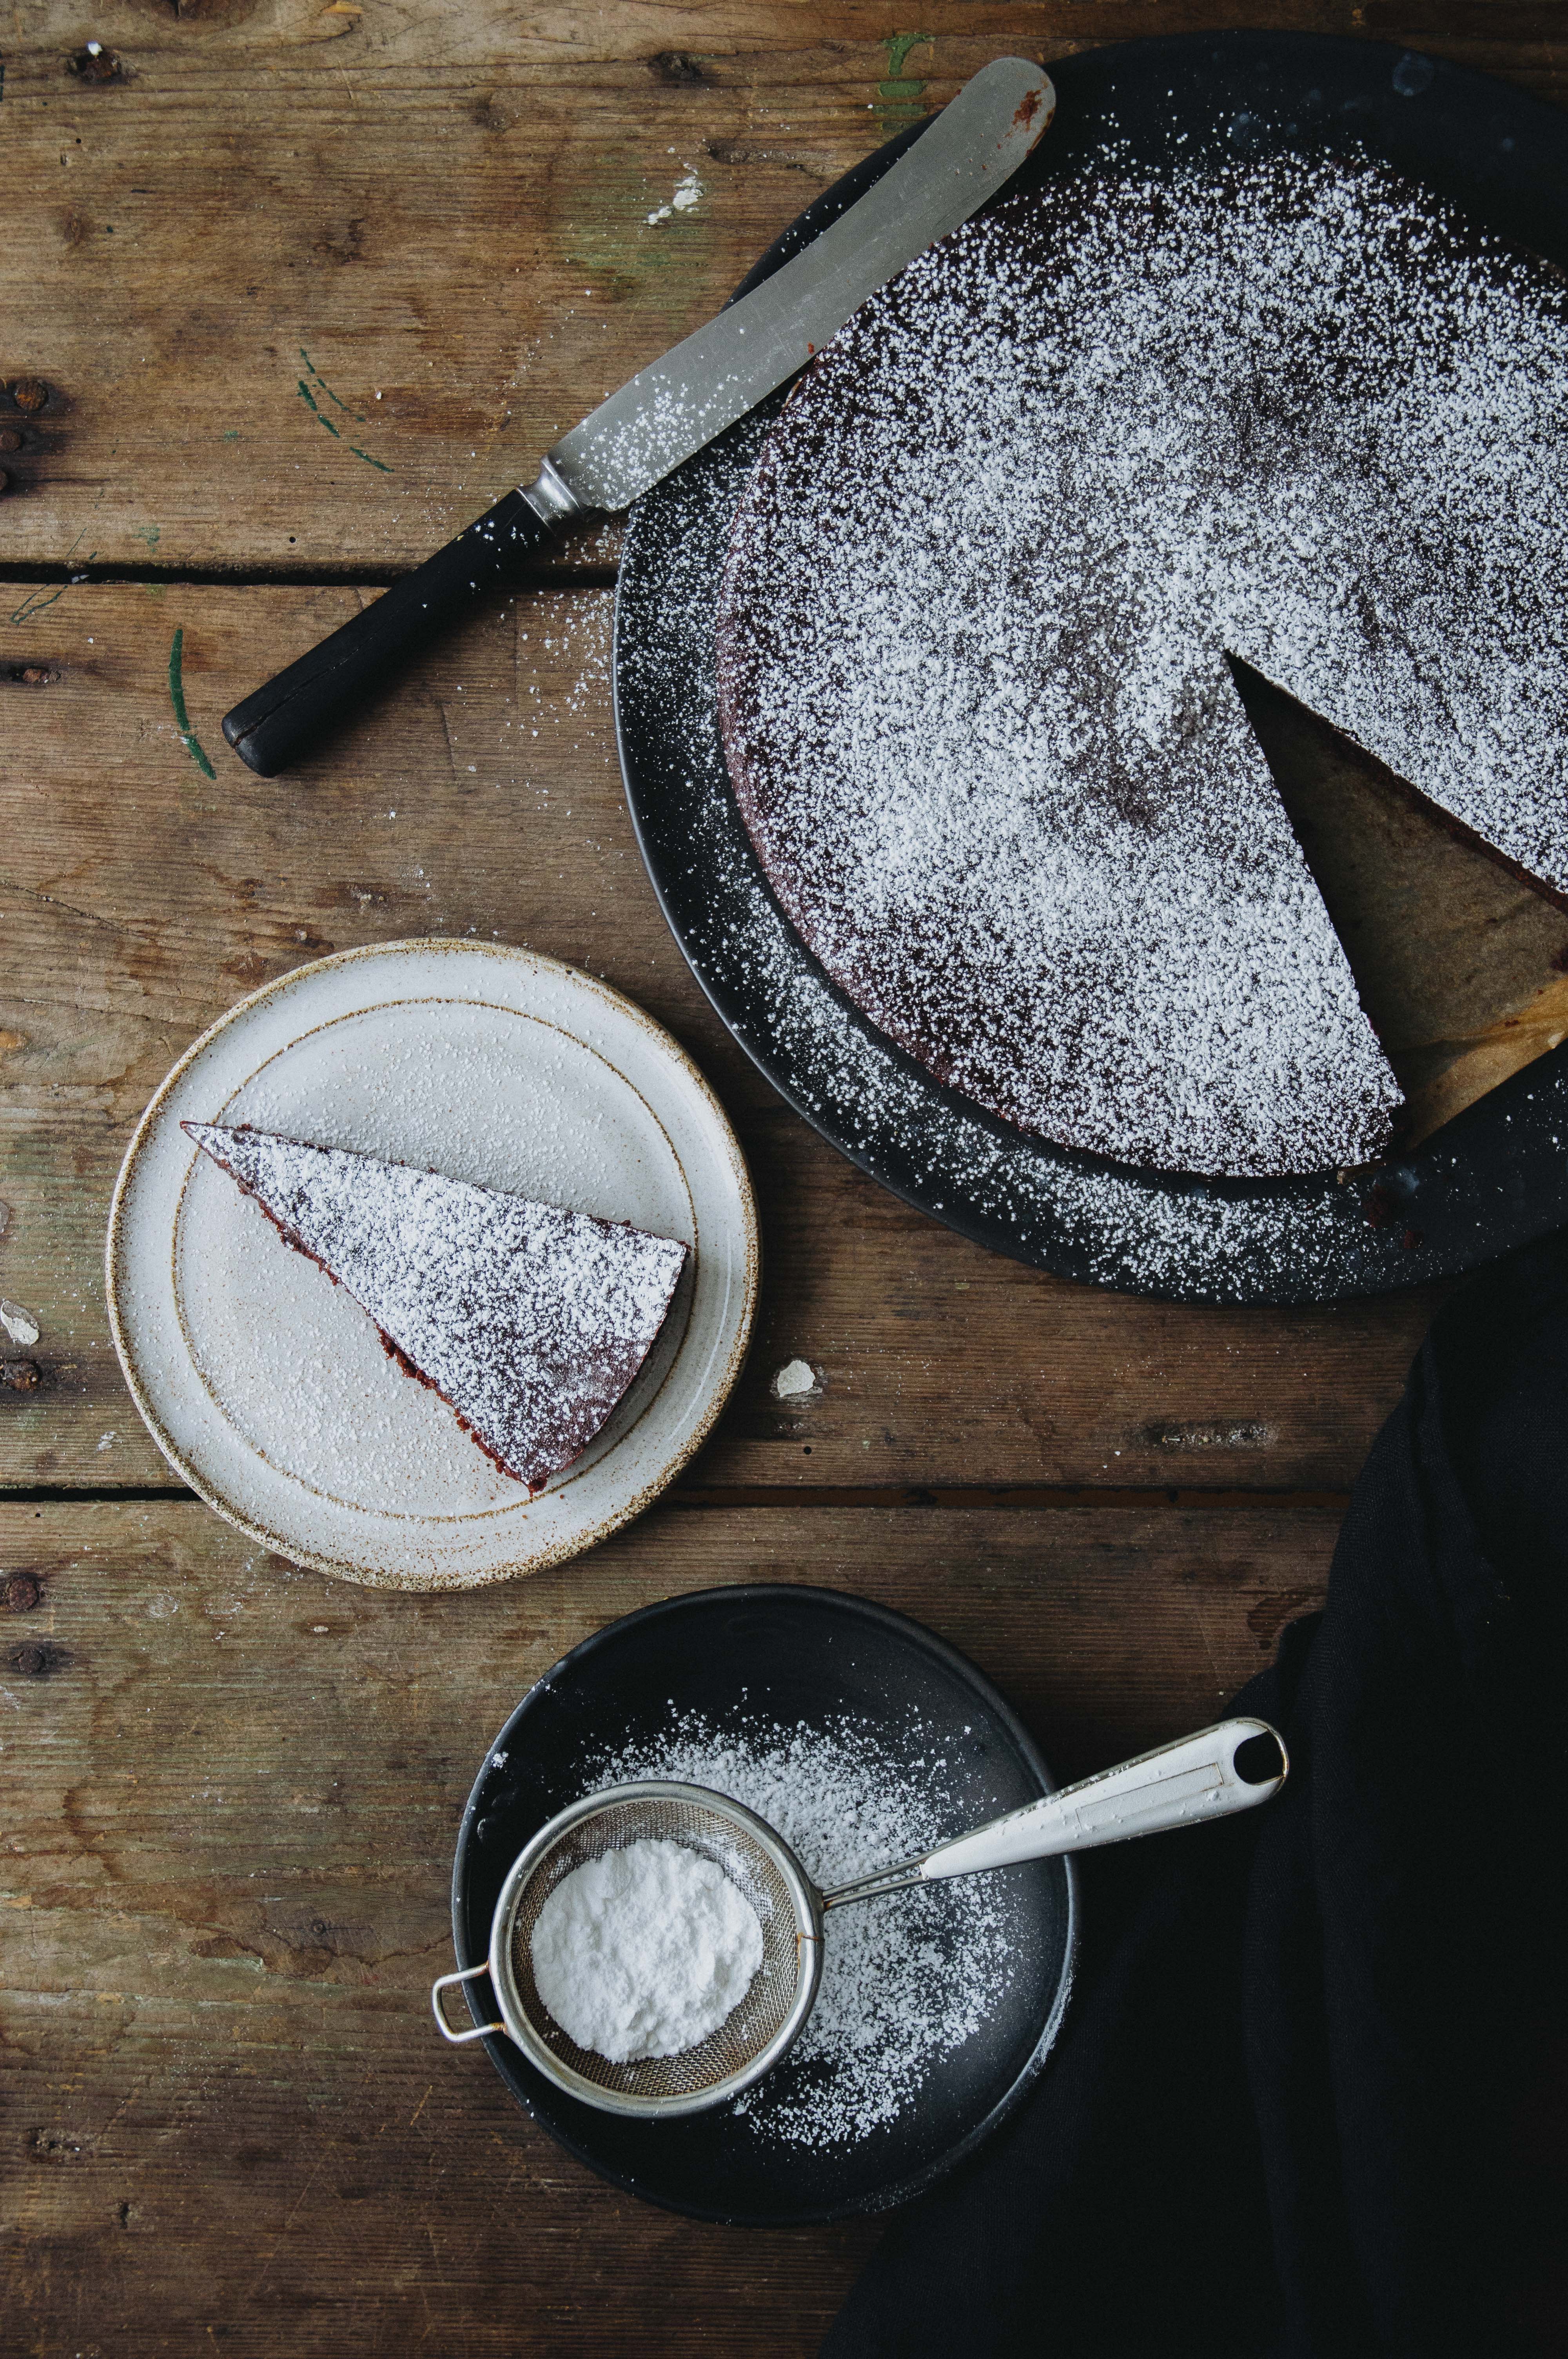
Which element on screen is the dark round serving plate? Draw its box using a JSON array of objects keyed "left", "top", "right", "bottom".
[
  {"left": 614, "top": 31, "right": 1568, "bottom": 1307},
  {"left": 450, "top": 1585, "right": 1077, "bottom": 2223}
]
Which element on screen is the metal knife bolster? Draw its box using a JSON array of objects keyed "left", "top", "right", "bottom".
[{"left": 519, "top": 457, "right": 586, "bottom": 533}]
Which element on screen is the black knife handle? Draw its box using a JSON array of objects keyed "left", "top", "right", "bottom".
[{"left": 221, "top": 488, "right": 559, "bottom": 777}]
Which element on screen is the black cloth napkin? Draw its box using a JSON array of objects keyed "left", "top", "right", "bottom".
[{"left": 824, "top": 1235, "right": 1568, "bottom": 2359}]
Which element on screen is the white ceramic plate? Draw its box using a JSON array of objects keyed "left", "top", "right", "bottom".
[{"left": 107, "top": 941, "right": 758, "bottom": 1591}]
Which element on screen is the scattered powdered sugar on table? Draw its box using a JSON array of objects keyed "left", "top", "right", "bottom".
[
  {"left": 530, "top": 1837, "right": 763, "bottom": 2062},
  {"left": 0, "top": 1298, "right": 41, "bottom": 1348},
  {"left": 587, "top": 1711, "right": 1017, "bottom": 2149},
  {"left": 647, "top": 167, "right": 704, "bottom": 226},
  {"left": 716, "top": 151, "right": 1568, "bottom": 1178}
]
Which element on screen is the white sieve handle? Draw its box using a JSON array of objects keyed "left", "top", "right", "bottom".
[
  {"left": 820, "top": 1719, "right": 1287, "bottom": 1908},
  {"left": 432, "top": 1961, "right": 506, "bottom": 2045},
  {"left": 922, "top": 1719, "right": 1286, "bottom": 1880}
]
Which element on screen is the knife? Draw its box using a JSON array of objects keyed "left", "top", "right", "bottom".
[{"left": 221, "top": 55, "right": 1055, "bottom": 777}]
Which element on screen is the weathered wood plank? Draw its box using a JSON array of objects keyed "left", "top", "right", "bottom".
[
  {"left": 1, "top": 5, "right": 1563, "bottom": 569},
  {"left": 2, "top": 1492, "right": 1331, "bottom": 2355},
  {"left": 0, "top": 582, "right": 1461, "bottom": 1496},
  {"left": 0, "top": 1070, "right": 1445, "bottom": 1496}
]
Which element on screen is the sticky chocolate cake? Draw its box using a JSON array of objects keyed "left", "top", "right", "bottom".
[
  {"left": 715, "top": 152, "right": 1568, "bottom": 1178},
  {"left": 183, "top": 1124, "right": 687, "bottom": 1492}
]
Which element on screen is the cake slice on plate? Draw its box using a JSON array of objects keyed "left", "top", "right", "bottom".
[{"left": 183, "top": 1123, "right": 688, "bottom": 1494}]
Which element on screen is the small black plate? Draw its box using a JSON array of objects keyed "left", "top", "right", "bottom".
[
  {"left": 450, "top": 1585, "right": 1078, "bottom": 2223},
  {"left": 613, "top": 32, "right": 1568, "bottom": 1306}
]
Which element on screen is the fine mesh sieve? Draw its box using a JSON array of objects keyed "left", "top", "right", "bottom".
[
  {"left": 434, "top": 1720, "right": 1287, "bottom": 2120},
  {"left": 433, "top": 1783, "right": 824, "bottom": 2118}
]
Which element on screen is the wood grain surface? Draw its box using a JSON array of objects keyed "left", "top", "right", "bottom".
[
  {"left": 4, "top": 5, "right": 1565, "bottom": 2352},
  {"left": 0, "top": 4, "right": 1564, "bottom": 571},
  {"left": 3, "top": 1496, "right": 1332, "bottom": 2355}
]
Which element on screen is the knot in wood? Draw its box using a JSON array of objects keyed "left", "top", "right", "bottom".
[
  {"left": 2, "top": 1358, "right": 43, "bottom": 1390},
  {"left": 6, "top": 1638, "right": 72, "bottom": 1677},
  {"left": 650, "top": 50, "right": 706, "bottom": 84}
]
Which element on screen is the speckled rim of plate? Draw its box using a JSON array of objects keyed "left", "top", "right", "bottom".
[{"left": 106, "top": 940, "right": 759, "bottom": 1591}]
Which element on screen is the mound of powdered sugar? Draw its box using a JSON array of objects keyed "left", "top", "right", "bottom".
[
  {"left": 529, "top": 1838, "right": 764, "bottom": 2063},
  {"left": 586, "top": 1710, "right": 1018, "bottom": 2150}
]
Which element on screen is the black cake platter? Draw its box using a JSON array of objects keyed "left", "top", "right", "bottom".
[{"left": 614, "top": 31, "right": 1568, "bottom": 1307}]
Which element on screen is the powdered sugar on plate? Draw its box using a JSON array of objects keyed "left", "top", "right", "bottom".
[
  {"left": 171, "top": 993, "right": 700, "bottom": 1520},
  {"left": 586, "top": 1710, "right": 1018, "bottom": 2150}
]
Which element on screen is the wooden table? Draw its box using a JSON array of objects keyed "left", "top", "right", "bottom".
[{"left": 4, "top": 7, "right": 1564, "bottom": 2350}]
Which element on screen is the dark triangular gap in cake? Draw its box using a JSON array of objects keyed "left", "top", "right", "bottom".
[{"left": 1227, "top": 656, "right": 1568, "bottom": 1147}]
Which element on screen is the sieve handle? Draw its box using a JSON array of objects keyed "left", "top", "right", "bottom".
[
  {"left": 918, "top": 1719, "right": 1287, "bottom": 1882},
  {"left": 820, "top": 1719, "right": 1287, "bottom": 1908},
  {"left": 432, "top": 1961, "right": 506, "bottom": 2045}
]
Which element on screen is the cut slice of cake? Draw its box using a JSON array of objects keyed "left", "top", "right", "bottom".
[{"left": 183, "top": 1123, "right": 688, "bottom": 1493}]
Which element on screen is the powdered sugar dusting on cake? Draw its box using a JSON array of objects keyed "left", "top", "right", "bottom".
[
  {"left": 716, "top": 152, "right": 1568, "bottom": 1178},
  {"left": 618, "top": 403, "right": 1378, "bottom": 1301},
  {"left": 183, "top": 1124, "right": 687, "bottom": 1492}
]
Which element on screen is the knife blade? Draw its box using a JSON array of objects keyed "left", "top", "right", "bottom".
[{"left": 222, "top": 56, "right": 1055, "bottom": 776}]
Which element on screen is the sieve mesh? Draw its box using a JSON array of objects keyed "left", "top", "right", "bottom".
[{"left": 508, "top": 1793, "right": 809, "bottom": 2103}]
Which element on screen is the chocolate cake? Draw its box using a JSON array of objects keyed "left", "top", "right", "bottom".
[
  {"left": 183, "top": 1123, "right": 687, "bottom": 1492},
  {"left": 715, "top": 152, "right": 1568, "bottom": 1179}
]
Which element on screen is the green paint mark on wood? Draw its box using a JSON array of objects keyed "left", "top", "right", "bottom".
[
  {"left": 296, "top": 370, "right": 392, "bottom": 471},
  {"left": 878, "top": 30, "right": 932, "bottom": 110},
  {"left": 10, "top": 585, "right": 67, "bottom": 626},
  {"left": 12, "top": 525, "right": 100, "bottom": 621},
  {"left": 132, "top": 523, "right": 161, "bottom": 548},
  {"left": 299, "top": 345, "right": 365, "bottom": 423},
  {"left": 298, "top": 378, "right": 342, "bottom": 436},
  {"left": 223, "top": 428, "right": 240, "bottom": 442},
  {"left": 168, "top": 628, "right": 216, "bottom": 780},
  {"left": 884, "top": 30, "right": 930, "bottom": 76}
]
